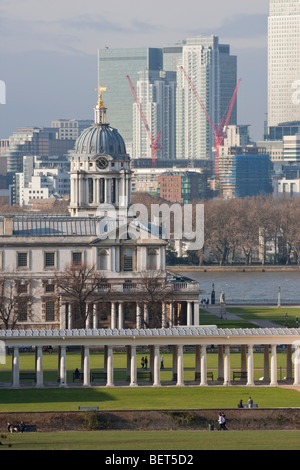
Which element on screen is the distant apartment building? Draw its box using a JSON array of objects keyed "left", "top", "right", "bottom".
[
  {"left": 3, "top": 127, "right": 75, "bottom": 176},
  {"left": 257, "top": 140, "right": 284, "bottom": 162},
  {"left": 219, "top": 127, "right": 271, "bottom": 198},
  {"left": 268, "top": 0, "right": 300, "bottom": 128},
  {"left": 0, "top": 139, "right": 9, "bottom": 157},
  {"left": 158, "top": 171, "right": 205, "bottom": 204},
  {"left": 51, "top": 119, "right": 93, "bottom": 140},
  {"left": 273, "top": 177, "right": 300, "bottom": 196},
  {"left": 12, "top": 154, "right": 71, "bottom": 205},
  {"left": 219, "top": 147, "right": 271, "bottom": 199},
  {"left": 132, "top": 70, "right": 176, "bottom": 161},
  {"left": 176, "top": 36, "right": 237, "bottom": 161},
  {"left": 283, "top": 135, "right": 300, "bottom": 162},
  {"left": 17, "top": 168, "right": 70, "bottom": 206}
]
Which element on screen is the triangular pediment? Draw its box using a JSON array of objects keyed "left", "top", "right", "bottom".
[{"left": 90, "top": 217, "right": 167, "bottom": 246}]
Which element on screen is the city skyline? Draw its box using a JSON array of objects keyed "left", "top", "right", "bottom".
[{"left": 0, "top": 0, "right": 268, "bottom": 141}]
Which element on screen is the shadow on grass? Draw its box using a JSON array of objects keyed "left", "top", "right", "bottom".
[{"left": 0, "top": 388, "right": 116, "bottom": 405}]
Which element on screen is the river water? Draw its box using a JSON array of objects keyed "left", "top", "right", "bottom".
[{"left": 181, "top": 271, "right": 300, "bottom": 305}]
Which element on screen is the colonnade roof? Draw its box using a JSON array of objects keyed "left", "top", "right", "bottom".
[{"left": 1, "top": 326, "right": 300, "bottom": 339}]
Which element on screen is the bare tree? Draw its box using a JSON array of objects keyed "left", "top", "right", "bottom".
[
  {"left": 0, "top": 278, "right": 35, "bottom": 330},
  {"left": 136, "top": 270, "right": 175, "bottom": 328},
  {"left": 55, "top": 263, "right": 110, "bottom": 328}
]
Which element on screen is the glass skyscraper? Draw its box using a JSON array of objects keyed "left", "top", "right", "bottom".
[
  {"left": 268, "top": 0, "right": 300, "bottom": 127},
  {"left": 176, "top": 36, "right": 237, "bottom": 160},
  {"left": 98, "top": 48, "right": 163, "bottom": 150}
]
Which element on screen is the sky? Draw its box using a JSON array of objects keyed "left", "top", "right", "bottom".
[{"left": 0, "top": 0, "right": 269, "bottom": 141}]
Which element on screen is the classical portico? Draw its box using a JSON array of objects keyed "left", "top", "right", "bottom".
[{"left": 2, "top": 326, "right": 300, "bottom": 389}]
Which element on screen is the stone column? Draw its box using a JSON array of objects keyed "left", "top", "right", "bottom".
[
  {"left": 36, "top": 346, "right": 44, "bottom": 388},
  {"left": 218, "top": 346, "right": 224, "bottom": 382},
  {"left": 247, "top": 345, "right": 255, "bottom": 386},
  {"left": 294, "top": 345, "right": 300, "bottom": 386},
  {"left": 200, "top": 346, "right": 208, "bottom": 387},
  {"left": 106, "top": 347, "right": 114, "bottom": 387},
  {"left": 59, "top": 346, "right": 67, "bottom": 388},
  {"left": 85, "top": 303, "right": 91, "bottom": 329},
  {"left": 111, "top": 302, "right": 117, "bottom": 329},
  {"left": 93, "top": 304, "right": 98, "bottom": 329},
  {"left": 162, "top": 302, "right": 166, "bottom": 328},
  {"left": 144, "top": 304, "right": 149, "bottom": 328},
  {"left": 130, "top": 345, "right": 137, "bottom": 387},
  {"left": 194, "top": 301, "right": 200, "bottom": 326},
  {"left": 118, "top": 303, "right": 124, "bottom": 330},
  {"left": 12, "top": 347, "right": 20, "bottom": 389},
  {"left": 270, "top": 344, "right": 278, "bottom": 387},
  {"left": 187, "top": 302, "right": 193, "bottom": 326},
  {"left": 176, "top": 345, "right": 184, "bottom": 387},
  {"left": 60, "top": 302, "right": 66, "bottom": 329},
  {"left": 169, "top": 303, "right": 174, "bottom": 328},
  {"left": 136, "top": 303, "right": 142, "bottom": 329},
  {"left": 153, "top": 346, "right": 161, "bottom": 387},
  {"left": 223, "top": 345, "right": 231, "bottom": 386},
  {"left": 83, "top": 347, "right": 90, "bottom": 387},
  {"left": 68, "top": 304, "right": 73, "bottom": 330},
  {"left": 264, "top": 345, "right": 270, "bottom": 383}
]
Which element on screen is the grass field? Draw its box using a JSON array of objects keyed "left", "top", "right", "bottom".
[
  {"left": 200, "top": 306, "right": 300, "bottom": 328},
  {"left": 1, "top": 430, "right": 300, "bottom": 451},
  {"left": 0, "top": 386, "right": 299, "bottom": 412}
]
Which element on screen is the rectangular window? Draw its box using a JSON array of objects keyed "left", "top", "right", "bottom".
[
  {"left": 72, "top": 252, "right": 83, "bottom": 266},
  {"left": 18, "top": 302, "right": 28, "bottom": 322},
  {"left": 17, "top": 252, "right": 28, "bottom": 268},
  {"left": 45, "top": 284, "right": 55, "bottom": 293},
  {"left": 123, "top": 249, "right": 133, "bottom": 272},
  {"left": 45, "top": 301, "right": 55, "bottom": 322},
  {"left": 44, "top": 252, "right": 56, "bottom": 268}
]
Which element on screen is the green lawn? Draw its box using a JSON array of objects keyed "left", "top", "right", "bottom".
[
  {"left": 0, "top": 386, "right": 299, "bottom": 412},
  {"left": 227, "top": 307, "right": 300, "bottom": 327},
  {"left": 2, "top": 430, "right": 300, "bottom": 450}
]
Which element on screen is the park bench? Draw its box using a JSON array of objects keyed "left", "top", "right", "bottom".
[
  {"left": 91, "top": 371, "right": 107, "bottom": 383},
  {"left": 195, "top": 372, "right": 214, "bottom": 381},
  {"left": 233, "top": 371, "right": 247, "bottom": 381},
  {"left": 72, "top": 372, "right": 84, "bottom": 382},
  {"left": 78, "top": 406, "right": 99, "bottom": 411},
  {"left": 239, "top": 404, "right": 259, "bottom": 409},
  {"left": 20, "top": 372, "right": 36, "bottom": 382},
  {"left": 137, "top": 370, "right": 152, "bottom": 382}
]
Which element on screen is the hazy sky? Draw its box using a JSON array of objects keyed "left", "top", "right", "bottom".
[{"left": 0, "top": 0, "right": 269, "bottom": 140}]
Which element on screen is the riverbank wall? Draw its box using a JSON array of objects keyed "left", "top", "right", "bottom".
[{"left": 168, "top": 265, "right": 300, "bottom": 273}]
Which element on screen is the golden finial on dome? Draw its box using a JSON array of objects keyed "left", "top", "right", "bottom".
[{"left": 95, "top": 86, "right": 107, "bottom": 109}]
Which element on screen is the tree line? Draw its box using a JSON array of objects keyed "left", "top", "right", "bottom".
[{"left": 199, "top": 195, "right": 300, "bottom": 266}]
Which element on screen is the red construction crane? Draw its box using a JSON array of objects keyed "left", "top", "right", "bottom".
[
  {"left": 180, "top": 66, "right": 241, "bottom": 177},
  {"left": 126, "top": 75, "right": 162, "bottom": 168}
]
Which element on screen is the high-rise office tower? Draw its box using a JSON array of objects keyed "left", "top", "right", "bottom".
[
  {"left": 132, "top": 70, "right": 177, "bottom": 160},
  {"left": 176, "top": 36, "right": 237, "bottom": 160},
  {"left": 268, "top": 0, "right": 300, "bottom": 128},
  {"left": 98, "top": 48, "right": 163, "bottom": 153}
]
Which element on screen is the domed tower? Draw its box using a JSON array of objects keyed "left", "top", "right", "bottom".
[{"left": 69, "top": 90, "right": 132, "bottom": 218}]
